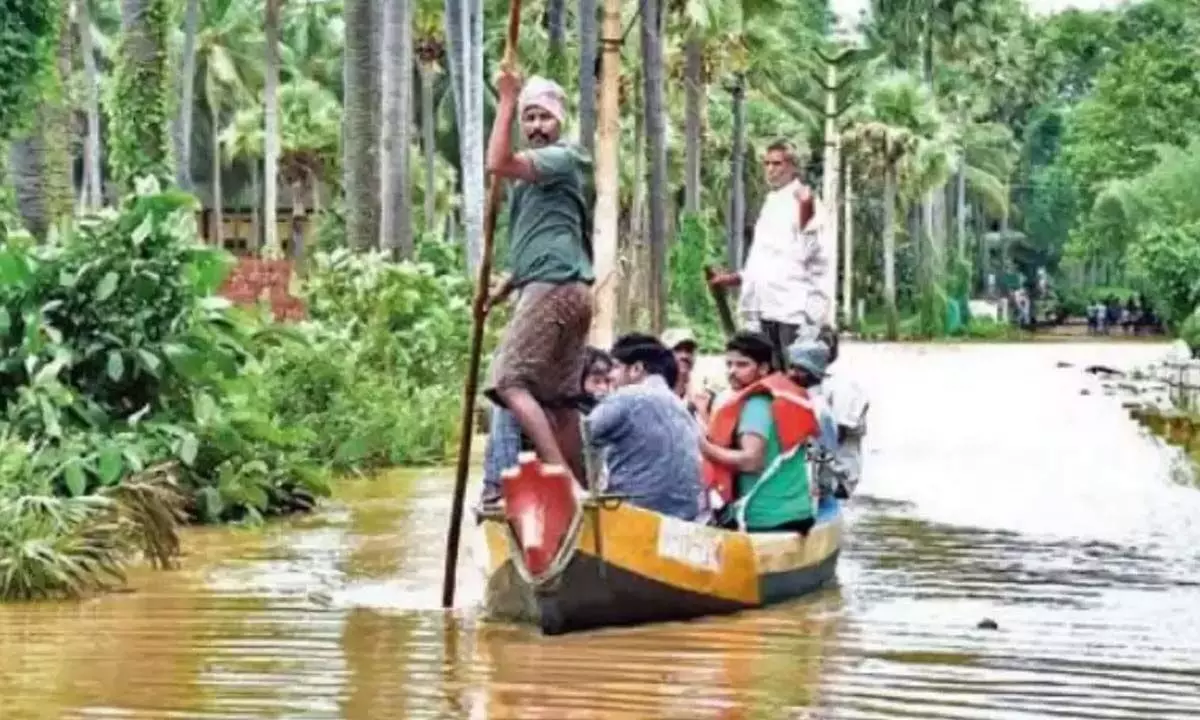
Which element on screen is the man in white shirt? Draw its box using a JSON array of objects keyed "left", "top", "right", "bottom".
[{"left": 709, "top": 139, "right": 831, "bottom": 370}]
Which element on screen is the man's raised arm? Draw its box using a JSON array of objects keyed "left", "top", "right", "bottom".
[{"left": 486, "top": 69, "right": 538, "bottom": 182}]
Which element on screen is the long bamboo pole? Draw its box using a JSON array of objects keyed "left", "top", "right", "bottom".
[
  {"left": 441, "top": 0, "right": 523, "bottom": 610},
  {"left": 589, "top": 0, "right": 622, "bottom": 348}
]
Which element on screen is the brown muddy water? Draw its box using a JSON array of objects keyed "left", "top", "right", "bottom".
[{"left": 3, "top": 342, "right": 1200, "bottom": 720}]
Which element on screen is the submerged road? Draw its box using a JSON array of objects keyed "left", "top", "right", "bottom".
[{"left": 2, "top": 341, "right": 1198, "bottom": 719}]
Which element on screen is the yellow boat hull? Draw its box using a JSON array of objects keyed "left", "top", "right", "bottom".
[{"left": 478, "top": 499, "right": 842, "bottom": 634}]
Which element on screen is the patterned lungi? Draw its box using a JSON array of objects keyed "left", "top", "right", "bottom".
[{"left": 485, "top": 281, "right": 593, "bottom": 407}]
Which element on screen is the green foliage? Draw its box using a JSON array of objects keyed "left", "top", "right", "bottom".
[
  {"left": 1126, "top": 222, "right": 1200, "bottom": 328},
  {"left": 106, "top": 0, "right": 173, "bottom": 189},
  {"left": 257, "top": 246, "right": 482, "bottom": 472},
  {"left": 1177, "top": 310, "right": 1200, "bottom": 358},
  {"left": 0, "top": 0, "right": 58, "bottom": 143},
  {"left": 0, "top": 182, "right": 331, "bottom": 599}
]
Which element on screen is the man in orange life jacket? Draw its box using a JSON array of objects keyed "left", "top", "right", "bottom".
[{"left": 699, "top": 332, "right": 820, "bottom": 533}]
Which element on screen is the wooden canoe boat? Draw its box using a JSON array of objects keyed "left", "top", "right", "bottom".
[{"left": 475, "top": 453, "right": 842, "bottom": 635}]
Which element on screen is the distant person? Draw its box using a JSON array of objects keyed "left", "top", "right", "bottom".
[
  {"left": 586, "top": 335, "right": 703, "bottom": 520},
  {"left": 707, "top": 139, "right": 828, "bottom": 369},
  {"left": 700, "top": 332, "right": 820, "bottom": 533}
]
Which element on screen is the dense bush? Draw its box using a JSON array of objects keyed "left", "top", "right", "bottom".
[
  {"left": 257, "top": 245, "right": 485, "bottom": 472},
  {"left": 1127, "top": 222, "right": 1200, "bottom": 328},
  {"left": 0, "top": 182, "right": 329, "bottom": 599}
]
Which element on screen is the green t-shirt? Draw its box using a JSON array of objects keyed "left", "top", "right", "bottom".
[
  {"left": 507, "top": 143, "right": 596, "bottom": 287},
  {"left": 730, "top": 395, "right": 813, "bottom": 531}
]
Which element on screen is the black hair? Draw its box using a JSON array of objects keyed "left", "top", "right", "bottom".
[
  {"left": 581, "top": 346, "right": 612, "bottom": 385},
  {"left": 610, "top": 334, "right": 679, "bottom": 388},
  {"left": 818, "top": 325, "right": 840, "bottom": 364},
  {"left": 726, "top": 331, "right": 774, "bottom": 367}
]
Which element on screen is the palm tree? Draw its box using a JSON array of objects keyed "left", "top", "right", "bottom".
[
  {"left": 109, "top": 0, "right": 173, "bottom": 189},
  {"left": 263, "top": 0, "right": 282, "bottom": 257},
  {"left": 10, "top": 0, "right": 74, "bottom": 238},
  {"left": 380, "top": 0, "right": 415, "bottom": 257},
  {"left": 345, "top": 0, "right": 380, "bottom": 251},
  {"left": 642, "top": 0, "right": 668, "bottom": 332},
  {"left": 415, "top": 0, "right": 444, "bottom": 229},
  {"left": 174, "top": 0, "right": 201, "bottom": 190},
  {"left": 77, "top": 0, "right": 105, "bottom": 208},
  {"left": 843, "top": 71, "right": 947, "bottom": 339}
]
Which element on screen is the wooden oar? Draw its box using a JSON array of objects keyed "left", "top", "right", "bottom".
[
  {"left": 441, "top": 0, "right": 524, "bottom": 610},
  {"left": 704, "top": 265, "right": 738, "bottom": 339}
]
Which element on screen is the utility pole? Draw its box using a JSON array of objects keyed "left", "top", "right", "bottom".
[{"left": 589, "top": 0, "right": 621, "bottom": 347}]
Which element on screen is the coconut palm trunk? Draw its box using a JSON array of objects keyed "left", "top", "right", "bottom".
[
  {"left": 380, "top": 0, "right": 415, "bottom": 257},
  {"left": 78, "top": 0, "right": 103, "bottom": 208},
  {"left": 683, "top": 33, "right": 702, "bottom": 213},
  {"left": 577, "top": 0, "right": 598, "bottom": 155},
  {"left": 345, "top": 0, "right": 381, "bottom": 251},
  {"left": 640, "top": 0, "right": 668, "bottom": 332},
  {"left": 263, "top": 0, "right": 281, "bottom": 257},
  {"left": 883, "top": 165, "right": 899, "bottom": 340},
  {"left": 209, "top": 102, "right": 224, "bottom": 247},
  {"left": 173, "top": 0, "right": 200, "bottom": 190},
  {"left": 10, "top": 0, "right": 73, "bottom": 238},
  {"left": 419, "top": 62, "right": 437, "bottom": 226}
]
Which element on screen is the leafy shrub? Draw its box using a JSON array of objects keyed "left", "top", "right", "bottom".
[
  {"left": 258, "top": 247, "right": 485, "bottom": 472},
  {"left": 1127, "top": 221, "right": 1200, "bottom": 328},
  {"left": 0, "top": 181, "right": 331, "bottom": 599}
]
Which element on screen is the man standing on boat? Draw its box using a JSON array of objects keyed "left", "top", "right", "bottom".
[
  {"left": 699, "top": 332, "right": 820, "bottom": 533},
  {"left": 482, "top": 71, "right": 594, "bottom": 484},
  {"left": 708, "top": 139, "right": 829, "bottom": 370}
]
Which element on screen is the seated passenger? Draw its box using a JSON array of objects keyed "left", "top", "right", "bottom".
[
  {"left": 585, "top": 335, "right": 703, "bottom": 520},
  {"left": 700, "top": 332, "right": 820, "bottom": 534},
  {"left": 785, "top": 339, "right": 840, "bottom": 498},
  {"left": 811, "top": 328, "right": 868, "bottom": 498},
  {"left": 483, "top": 346, "right": 614, "bottom": 503}
]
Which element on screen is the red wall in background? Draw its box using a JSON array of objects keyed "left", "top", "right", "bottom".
[{"left": 218, "top": 258, "right": 306, "bottom": 322}]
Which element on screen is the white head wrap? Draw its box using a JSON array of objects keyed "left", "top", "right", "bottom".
[{"left": 518, "top": 76, "right": 567, "bottom": 123}]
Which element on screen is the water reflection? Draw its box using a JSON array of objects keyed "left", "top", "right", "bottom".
[{"left": 2, "top": 342, "right": 1199, "bottom": 719}]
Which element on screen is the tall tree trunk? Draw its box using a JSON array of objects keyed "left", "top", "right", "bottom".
[
  {"left": 589, "top": 0, "right": 621, "bottom": 347},
  {"left": 640, "top": 0, "right": 667, "bottom": 332},
  {"left": 843, "top": 167, "right": 854, "bottom": 328},
  {"left": 726, "top": 74, "right": 747, "bottom": 270},
  {"left": 110, "top": 0, "right": 172, "bottom": 189},
  {"left": 78, "top": 0, "right": 103, "bottom": 208},
  {"left": 11, "top": 0, "right": 74, "bottom": 238},
  {"left": 625, "top": 69, "right": 647, "bottom": 332},
  {"left": 577, "top": 0, "right": 598, "bottom": 155},
  {"left": 209, "top": 102, "right": 224, "bottom": 248},
  {"left": 444, "top": 0, "right": 484, "bottom": 269},
  {"left": 682, "top": 33, "right": 703, "bottom": 213},
  {"left": 263, "top": 0, "right": 281, "bottom": 257},
  {"left": 345, "top": 0, "right": 381, "bottom": 251},
  {"left": 173, "top": 0, "right": 200, "bottom": 190},
  {"left": 250, "top": 161, "right": 260, "bottom": 250},
  {"left": 420, "top": 62, "right": 437, "bottom": 227},
  {"left": 546, "top": 0, "right": 566, "bottom": 80},
  {"left": 821, "top": 62, "right": 841, "bottom": 326},
  {"left": 884, "top": 166, "right": 898, "bottom": 340},
  {"left": 290, "top": 178, "right": 306, "bottom": 259},
  {"left": 956, "top": 167, "right": 967, "bottom": 259},
  {"left": 380, "top": 0, "right": 414, "bottom": 257}
]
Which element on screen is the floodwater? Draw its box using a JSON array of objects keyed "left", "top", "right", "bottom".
[{"left": 3, "top": 342, "right": 1200, "bottom": 720}]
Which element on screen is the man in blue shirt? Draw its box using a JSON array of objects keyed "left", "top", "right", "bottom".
[{"left": 586, "top": 335, "right": 703, "bottom": 520}]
